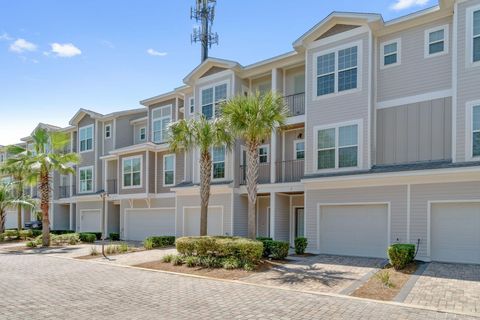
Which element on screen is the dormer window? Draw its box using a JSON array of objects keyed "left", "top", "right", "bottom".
[
  {"left": 79, "top": 125, "right": 94, "bottom": 152},
  {"left": 201, "top": 83, "right": 228, "bottom": 120},
  {"left": 152, "top": 105, "right": 172, "bottom": 144}
]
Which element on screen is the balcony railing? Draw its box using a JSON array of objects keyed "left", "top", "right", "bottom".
[
  {"left": 31, "top": 187, "right": 38, "bottom": 198},
  {"left": 58, "top": 185, "right": 70, "bottom": 199},
  {"left": 107, "top": 179, "right": 117, "bottom": 194},
  {"left": 239, "top": 162, "right": 271, "bottom": 185},
  {"left": 284, "top": 92, "right": 305, "bottom": 117},
  {"left": 275, "top": 159, "right": 304, "bottom": 183}
]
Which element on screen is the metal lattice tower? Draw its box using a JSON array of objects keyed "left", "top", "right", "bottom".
[{"left": 191, "top": 0, "right": 219, "bottom": 62}]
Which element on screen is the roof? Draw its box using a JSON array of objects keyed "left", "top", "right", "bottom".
[
  {"left": 69, "top": 107, "right": 146, "bottom": 125},
  {"left": 182, "top": 57, "right": 241, "bottom": 85}
]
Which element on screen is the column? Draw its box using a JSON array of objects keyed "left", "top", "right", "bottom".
[{"left": 269, "top": 192, "right": 276, "bottom": 240}]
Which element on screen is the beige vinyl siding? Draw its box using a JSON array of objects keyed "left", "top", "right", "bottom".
[
  {"left": 148, "top": 151, "right": 155, "bottom": 193},
  {"left": 118, "top": 151, "right": 146, "bottom": 194},
  {"left": 232, "top": 192, "right": 248, "bottom": 237},
  {"left": 77, "top": 115, "right": 95, "bottom": 194},
  {"left": 257, "top": 196, "right": 270, "bottom": 237},
  {"left": 274, "top": 193, "right": 290, "bottom": 241},
  {"left": 251, "top": 75, "right": 271, "bottom": 93},
  {"left": 376, "top": 97, "right": 452, "bottom": 164},
  {"left": 156, "top": 150, "right": 185, "bottom": 193},
  {"left": 200, "top": 66, "right": 227, "bottom": 78},
  {"left": 103, "top": 121, "right": 114, "bottom": 154},
  {"left": 377, "top": 17, "right": 452, "bottom": 102},
  {"left": 283, "top": 128, "right": 305, "bottom": 161}
]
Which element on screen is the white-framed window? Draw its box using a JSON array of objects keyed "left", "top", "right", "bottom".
[
  {"left": 201, "top": 82, "right": 228, "bottom": 120},
  {"left": 152, "top": 105, "right": 172, "bottom": 144},
  {"left": 163, "top": 154, "right": 175, "bottom": 186},
  {"left": 314, "top": 42, "right": 360, "bottom": 98},
  {"left": 189, "top": 97, "right": 195, "bottom": 114},
  {"left": 258, "top": 145, "right": 269, "bottom": 163},
  {"left": 0, "top": 153, "right": 5, "bottom": 163},
  {"left": 139, "top": 127, "right": 146, "bottom": 141},
  {"left": 381, "top": 39, "right": 401, "bottom": 68},
  {"left": 212, "top": 146, "right": 225, "bottom": 179},
  {"left": 104, "top": 124, "right": 111, "bottom": 139},
  {"left": 294, "top": 140, "right": 305, "bottom": 160},
  {"left": 314, "top": 121, "right": 361, "bottom": 171},
  {"left": 467, "top": 101, "right": 480, "bottom": 160},
  {"left": 467, "top": 5, "right": 480, "bottom": 66},
  {"left": 122, "top": 156, "right": 142, "bottom": 188},
  {"left": 425, "top": 25, "right": 448, "bottom": 58},
  {"left": 79, "top": 125, "right": 94, "bottom": 152},
  {"left": 79, "top": 166, "right": 93, "bottom": 193}
]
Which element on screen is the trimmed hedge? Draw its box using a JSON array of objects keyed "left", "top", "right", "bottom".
[
  {"left": 32, "top": 230, "right": 42, "bottom": 237},
  {"left": 79, "top": 233, "right": 97, "bottom": 243},
  {"left": 256, "top": 237, "right": 289, "bottom": 260},
  {"left": 19, "top": 229, "right": 33, "bottom": 240},
  {"left": 34, "top": 233, "right": 80, "bottom": 246},
  {"left": 388, "top": 244, "right": 415, "bottom": 270},
  {"left": 4, "top": 229, "right": 19, "bottom": 239},
  {"left": 256, "top": 237, "right": 272, "bottom": 257},
  {"left": 144, "top": 236, "right": 175, "bottom": 249},
  {"left": 109, "top": 232, "right": 120, "bottom": 241},
  {"left": 294, "top": 237, "right": 308, "bottom": 255}
]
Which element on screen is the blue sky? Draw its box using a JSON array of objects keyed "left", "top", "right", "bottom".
[{"left": 0, "top": 0, "right": 434, "bottom": 145}]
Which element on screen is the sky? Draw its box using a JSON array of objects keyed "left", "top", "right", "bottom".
[{"left": 0, "top": 0, "right": 435, "bottom": 145}]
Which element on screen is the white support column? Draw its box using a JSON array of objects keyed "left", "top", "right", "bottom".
[
  {"left": 104, "top": 200, "right": 109, "bottom": 239},
  {"left": 271, "top": 68, "right": 279, "bottom": 183},
  {"left": 269, "top": 192, "right": 276, "bottom": 240},
  {"left": 69, "top": 204, "right": 73, "bottom": 231}
]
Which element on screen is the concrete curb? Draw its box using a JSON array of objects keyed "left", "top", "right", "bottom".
[{"left": 393, "top": 261, "right": 429, "bottom": 303}]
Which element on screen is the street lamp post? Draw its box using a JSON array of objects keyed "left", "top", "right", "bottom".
[{"left": 97, "top": 190, "right": 108, "bottom": 259}]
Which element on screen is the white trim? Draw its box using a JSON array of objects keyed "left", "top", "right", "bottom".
[
  {"left": 424, "top": 24, "right": 449, "bottom": 59},
  {"left": 163, "top": 154, "right": 176, "bottom": 187},
  {"left": 124, "top": 207, "right": 176, "bottom": 240},
  {"left": 380, "top": 38, "right": 401, "bottom": 69},
  {"left": 312, "top": 40, "right": 363, "bottom": 101},
  {"left": 466, "top": 4, "right": 480, "bottom": 68},
  {"left": 78, "top": 124, "right": 94, "bottom": 153},
  {"left": 293, "top": 139, "right": 305, "bottom": 160},
  {"left": 452, "top": 1, "right": 458, "bottom": 163},
  {"left": 258, "top": 144, "right": 270, "bottom": 164},
  {"left": 182, "top": 205, "right": 224, "bottom": 236},
  {"left": 199, "top": 80, "right": 230, "bottom": 120},
  {"left": 376, "top": 89, "right": 452, "bottom": 109},
  {"left": 139, "top": 127, "right": 146, "bottom": 142},
  {"left": 465, "top": 100, "right": 480, "bottom": 161},
  {"left": 406, "top": 184, "right": 411, "bottom": 243},
  {"left": 189, "top": 97, "right": 195, "bottom": 115},
  {"left": 121, "top": 155, "right": 143, "bottom": 189},
  {"left": 104, "top": 124, "right": 112, "bottom": 139},
  {"left": 151, "top": 104, "right": 172, "bottom": 144},
  {"left": 78, "top": 166, "right": 94, "bottom": 194},
  {"left": 291, "top": 205, "right": 304, "bottom": 246}
]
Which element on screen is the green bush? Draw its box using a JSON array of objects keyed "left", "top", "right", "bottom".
[
  {"left": 0, "top": 233, "right": 4, "bottom": 242},
  {"left": 294, "top": 237, "right": 308, "bottom": 255},
  {"left": 143, "top": 238, "right": 154, "bottom": 250},
  {"left": 388, "top": 244, "right": 415, "bottom": 270},
  {"left": 161, "top": 254, "right": 175, "bottom": 263},
  {"left": 222, "top": 256, "right": 240, "bottom": 270},
  {"left": 171, "top": 255, "right": 184, "bottom": 266},
  {"left": 200, "top": 256, "right": 222, "bottom": 268},
  {"left": 31, "top": 230, "right": 42, "bottom": 237},
  {"left": 51, "top": 233, "right": 80, "bottom": 246},
  {"left": 26, "top": 241, "right": 37, "bottom": 248},
  {"left": 19, "top": 229, "right": 33, "bottom": 240},
  {"left": 185, "top": 255, "right": 200, "bottom": 268},
  {"left": 105, "top": 244, "right": 130, "bottom": 255},
  {"left": 256, "top": 237, "right": 273, "bottom": 257},
  {"left": 268, "top": 240, "right": 290, "bottom": 260},
  {"left": 4, "top": 229, "right": 19, "bottom": 239},
  {"left": 109, "top": 232, "right": 120, "bottom": 241},
  {"left": 50, "top": 230, "right": 75, "bottom": 235},
  {"left": 144, "top": 236, "right": 176, "bottom": 249},
  {"left": 79, "top": 233, "right": 96, "bottom": 243}
]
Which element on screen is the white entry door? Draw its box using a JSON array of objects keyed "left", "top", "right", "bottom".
[
  {"left": 5, "top": 211, "right": 17, "bottom": 229},
  {"left": 184, "top": 207, "right": 222, "bottom": 236}
]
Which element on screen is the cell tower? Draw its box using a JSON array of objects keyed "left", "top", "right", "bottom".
[{"left": 191, "top": 0, "right": 219, "bottom": 62}]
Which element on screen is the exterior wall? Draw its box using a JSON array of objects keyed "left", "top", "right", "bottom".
[
  {"left": 133, "top": 121, "right": 147, "bottom": 145},
  {"left": 53, "top": 204, "right": 70, "bottom": 230},
  {"left": 77, "top": 115, "right": 96, "bottom": 194},
  {"left": 376, "top": 97, "right": 452, "bottom": 164},
  {"left": 257, "top": 196, "right": 270, "bottom": 237},
  {"left": 156, "top": 150, "right": 185, "bottom": 193},
  {"left": 118, "top": 151, "right": 147, "bottom": 195},
  {"left": 283, "top": 128, "right": 305, "bottom": 162},
  {"left": 232, "top": 192, "right": 248, "bottom": 236},
  {"left": 274, "top": 193, "right": 290, "bottom": 241},
  {"left": 317, "top": 24, "right": 360, "bottom": 40},
  {"left": 285, "top": 66, "right": 305, "bottom": 96},
  {"left": 251, "top": 75, "right": 271, "bottom": 92},
  {"left": 107, "top": 202, "right": 120, "bottom": 235},
  {"left": 103, "top": 120, "right": 114, "bottom": 154}
]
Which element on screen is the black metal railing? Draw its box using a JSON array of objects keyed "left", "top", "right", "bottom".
[
  {"left": 284, "top": 92, "right": 305, "bottom": 116},
  {"left": 58, "top": 185, "right": 70, "bottom": 198},
  {"left": 275, "top": 159, "right": 304, "bottom": 183},
  {"left": 107, "top": 179, "right": 117, "bottom": 194},
  {"left": 239, "top": 162, "right": 271, "bottom": 185},
  {"left": 72, "top": 184, "right": 77, "bottom": 196}
]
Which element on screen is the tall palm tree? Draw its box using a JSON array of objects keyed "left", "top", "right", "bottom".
[
  {"left": 222, "top": 91, "right": 287, "bottom": 239},
  {"left": 7, "top": 128, "right": 79, "bottom": 246},
  {"left": 169, "top": 115, "right": 233, "bottom": 236},
  {"left": 0, "top": 183, "right": 35, "bottom": 234}
]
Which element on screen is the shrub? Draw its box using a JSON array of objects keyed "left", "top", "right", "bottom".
[
  {"left": 0, "top": 233, "right": 4, "bottom": 242},
  {"left": 51, "top": 233, "right": 80, "bottom": 246},
  {"left": 26, "top": 241, "right": 37, "bottom": 248},
  {"left": 256, "top": 237, "right": 273, "bottom": 258},
  {"left": 268, "top": 241, "right": 290, "bottom": 260},
  {"left": 171, "top": 255, "right": 184, "bottom": 266},
  {"left": 200, "top": 256, "right": 222, "bottom": 268},
  {"left": 90, "top": 246, "right": 99, "bottom": 256},
  {"left": 144, "top": 238, "right": 154, "bottom": 250},
  {"left": 109, "top": 233, "right": 120, "bottom": 241},
  {"left": 4, "top": 229, "right": 19, "bottom": 239},
  {"left": 119, "top": 243, "right": 129, "bottom": 253},
  {"left": 185, "top": 256, "right": 200, "bottom": 268},
  {"left": 31, "top": 230, "right": 42, "bottom": 237},
  {"left": 243, "top": 262, "right": 255, "bottom": 271},
  {"left": 79, "top": 233, "right": 97, "bottom": 243},
  {"left": 294, "top": 237, "right": 308, "bottom": 255},
  {"left": 50, "top": 230, "right": 75, "bottom": 235},
  {"left": 19, "top": 229, "right": 33, "bottom": 240},
  {"left": 222, "top": 256, "right": 240, "bottom": 270},
  {"left": 388, "top": 244, "right": 415, "bottom": 270},
  {"left": 161, "top": 254, "right": 175, "bottom": 263},
  {"left": 144, "top": 236, "right": 176, "bottom": 249},
  {"left": 375, "top": 270, "right": 394, "bottom": 288}
]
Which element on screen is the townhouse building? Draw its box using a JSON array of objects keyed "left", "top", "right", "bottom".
[{"left": 3, "top": 0, "right": 480, "bottom": 264}]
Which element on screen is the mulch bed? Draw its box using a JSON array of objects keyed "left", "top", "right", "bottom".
[
  {"left": 75, "top": 247, "right": 145, "bottom": 260},
  {"left": 351, "top": 262, "right": 418, "bottom": 301}
]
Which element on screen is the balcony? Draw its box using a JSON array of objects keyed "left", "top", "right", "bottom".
[
  {"left": 107, "top": 179, "right": 118, "bottom": 194},
  {"left": 284, "top": 92, "right": 305, "bottom": 117},
  {"left": 239, "top": 162, "right": 271, "bottom": 185},
  {"left": 58, "top": 186, "right": 71, "bottom": 199},
  {"left": 32, "top": 187, "right": 38, "bottom": 198},
  {"left": 275, "top": 160, "right": 304, "bottom": 183}
]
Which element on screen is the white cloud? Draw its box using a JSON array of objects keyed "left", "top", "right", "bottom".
[
  {"left": 50, "top": 43, "right": 82, "bottom": 57},
  {"left": 0, "top": 32, "right": 12, "bottom": 41},
  {"left": 9, "top": 38, "right": 37, "bottom": 53},
  {"left": 147, "top": 48, "right": 167, "bottom": 57},
  {"left": 391, "top": 0, "right": 429, "bottom": 11}
]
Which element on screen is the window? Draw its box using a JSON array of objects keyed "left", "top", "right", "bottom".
[
  {"left": 316, "top": 123, "right": 359, "bottom": 170},
  {"left": 258, "top": 145, "right": 269, "bottom": 163},
  {"left": 152, "top": 105, "right": 172, "bottom": 143},
  {"left": 122, "top": 156, "right": 142, "bottom": 188},
  {"left": 201, "top": 83, "right": 228, "bottom": 119},
  {"left": 316, "top": 44, "right": 359, "bottom": 97},
  {"left": 163, "top": 154, "right": 175, "bottom": 186},
  {"left": 139, "top": 127, "right": 146, "bottom": 141},
  {"left": 472, "top": 105, "right": 480, "bottom": 157},
  {"left": 79, "top": 167, "right": 93, "bottom": 193},
  {"left": 212, "top": 146, "right": 225, "bottom": 179},
  {"left": 474, "top": 10, "right": 480, "bottom": 62},
  {"left": 0, "top": 153, "right": 4, "bottom": 163},
  {"left": 79, "top": 125, "right": 93, "bottom": 152},
  {"left": 294, "top": 140, "right": 305, "bottom": 160},
  {"left": 425, "top": 25, "right": 448, "bottom": 57},
  {"left": 105, "top": 124, "right": 111, "bottom": 139},
  {"left": 189, "top": 97, "right": 195, "bottom": 114},
  {"left": 381, "top": 39, "right": 400, "bottom": 67}
]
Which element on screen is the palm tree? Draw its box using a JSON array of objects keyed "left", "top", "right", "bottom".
[
  {"left": 222, "top": 91, "right": 287, "bottom": 239},
  {"left": 169, "top": 115, "right": 233, "bottom": 236},
  {"left": 0, "top": 183, "right": 35, "bottom": 234},
  {"left": 7, "top": 128, "right": 79, "bottom": 246}
]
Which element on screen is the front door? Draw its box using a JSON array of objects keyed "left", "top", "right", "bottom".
[{"left": 295, "top": 208, "right": 304, "bottom": 238}]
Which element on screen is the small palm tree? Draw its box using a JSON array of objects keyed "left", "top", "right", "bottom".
[
  {"left": 222, "top": 91, "right": 287, "bottom": 239},
  {"left": 169, "top": 115, "right": 233, "bottom": 236},
  {"left": 0, "top": 183, "right": 35, "bottom": 234},
  {"left": 7, "top": 128, "right": 79, "bottom": 246}
]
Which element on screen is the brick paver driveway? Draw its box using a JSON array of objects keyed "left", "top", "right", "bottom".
[
  {"left": 0, "top": 252, "right": 475, "bottom": 320},
  {"left": 404, "top": 262, "right": 480, "bottom": 316}
]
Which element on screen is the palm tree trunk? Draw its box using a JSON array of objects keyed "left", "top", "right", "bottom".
[
  {"left": 0, "top": 210, "right": 5, "bottom": 234},
  {"left": 17, "top": 184, "right": 23, "bottom": 232},
  {"left": 246, "top": 140, "right": 259, "bottom": 239},
  {"left": 40, "top": 169, "right": 50, "bottom": 246},
  {"left": 199, "top": 151, "right": 212, "bottom": 236}
]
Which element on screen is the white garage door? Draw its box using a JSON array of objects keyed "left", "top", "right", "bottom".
[
  {"left": 125, "top": 208, "right": 175, "bottom": 241},
  {"left": 431, "top": 203, "right": 480, "bottom": 264},
  {"left": 184, "top": 207, "right": 223, "bottom": 236},
  {"left": 80, "top": 210, "right": 102, "bottom": 232},
  {"left": 319, "top": 204, "right": 388, "bottom": 258},
  {"left": 5, "top": 211, "right": 17, "bottom": 229}
]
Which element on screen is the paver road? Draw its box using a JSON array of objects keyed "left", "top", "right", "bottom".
[{"left": 0, "top": 251, "right": 474, "bottom": 320}]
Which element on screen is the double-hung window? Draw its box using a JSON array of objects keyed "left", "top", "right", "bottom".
[
  {"left": 316, "top": 123, "right": 359, "bottom": 170},
  {"left": 474, "top": 9, "right": 480, "bottom": 62},
  {"left": 79, "top": 125, "right": 93, "bottom": 152},
  {"left": 294, "top": 140, "right": 305, "bottom": 160},
  {"left": 258, "top": 145, "right": 269, "bottom": 163},
  {"left": 381, "top": 39, "right": 400, "bottom": 67},
  {"left": 212, "top": 146, "right": 225, "bottom": 179},
  {"left": 201, "top": 83, "right": 227, "bottom": 120},
  {"left": 105, "top": 124, "right": 111, "bottom": 139},
  {"left": 79, "top": 167, "right": 93, "bottom": 193},
  {"left": 139, "top": 127, "right": 146, "bottom": 141},
  {"left": 425, "top": 26, "right": 447, "bottom": 57},
  {"left": 152, "top": 105, "right": 172, "bottom": 144},
  {"left": 163, "top": 154, "right": 175, "bottom": 186},
  {"left": 189, "top": 97, "right": 195, "bottom": 114},
  {"left": 123, "top": 156, "right": 142, "bottom": 188},
  {"left": 316, "top": 44, "right": 359, "bottom": 97},
  {"left": 472, "top": 105, "right": 480, "bottom": 157}
]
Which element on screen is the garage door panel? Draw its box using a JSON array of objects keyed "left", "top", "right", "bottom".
[
  {"left": 5, "top": 211, "right": 17, "bottom": 229},
  {"left": 125, "top": 209, "right": 175, "bottom": 241},
  {"left": 320, "top": 205, "right": 388, "bottom": 258},
  {"left": 184, "top": 207, "right": 222, "bottom": 236},
  {"left": 80, "top": 210, "right": 101, "bottom": 232}
]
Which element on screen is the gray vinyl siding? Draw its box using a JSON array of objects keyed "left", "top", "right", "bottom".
[
  {"left": 103, "top": 121, "right": 114, "bottom": 154},
  {"left": 133, "top": 121, "right": 147, "bottom": 144},
  {"left": 118, "top": 151, "right": 147, "bottom": 195},
  {"left": 305, "top": 185, "right": 407, "bottom": 253},
  {"left": 376, "top": 97, "right": 452, "bottom": 164},
  {"left": 156, "top": 150, "right": 184, "bottom": 193},
  {"left": 232, "top": 192, "right": 248, "bottom": 236},
  {"left": 274, "top": 193, "right": 290, "bottom": 241},
  {"left": 305, "top": 31, "right": 371, "bottom": 174},
  {"left": 283, "top": 128, "right": 305, "bottom": 162},
  {"left": 456, "top": 0, "right": 480, "bottom": 162},
  {"left": 257, "top": 196, "right": 270, "bottom": 237},
  {"left": 148, "top": 151, "right": 155, "bottom": 193},
  {"left": 377, "top": 17, "right": 452, "bottom": 102},
  {"left": 96, "top": 121, "right": 103, "bottom": 191},
  {"left": 115, "top": 112, "right": 147, "bottom": 149},
  {"left": 53, "top": 204, "right": 70, "bottom": 230}
]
